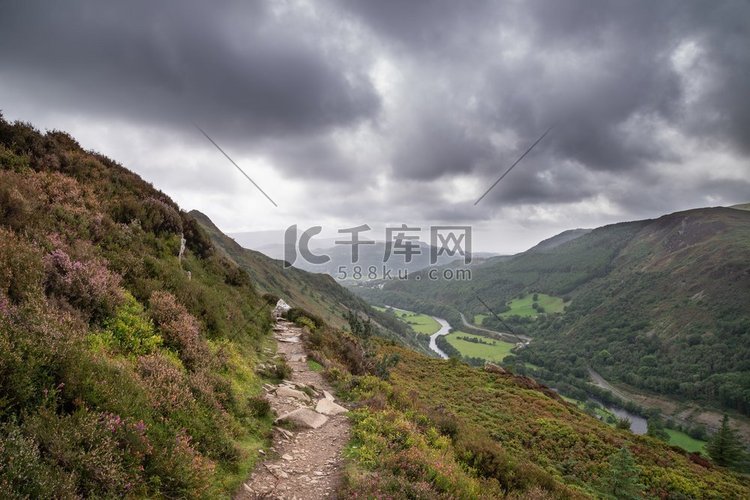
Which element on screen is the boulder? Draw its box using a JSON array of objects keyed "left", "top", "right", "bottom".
[
  {"left": 484, "top": 362, "right": 508, "bottom": 375},
  {"left": 276, "top": 408, "right": 328, "bottom": 429},
  {"left": 273, "top": 299, "right": 291, "bottom": 316},
  {"left": 322, "top": 390, "right": 335, "bottom": 401},
  {"left": 315, "top": 398, "right": 348, "bottom": 416}
]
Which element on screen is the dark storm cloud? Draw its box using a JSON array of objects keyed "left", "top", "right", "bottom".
[
  {"left": 0, "top": 0, "right": 379, "bottom": 144},
  {"left": 0, "top": 0, "right": 748, "bottom": 228}
]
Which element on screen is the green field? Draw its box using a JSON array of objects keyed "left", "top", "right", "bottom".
[
  {"left": 666, "top": 429, "right": 707, "bottom": 454},
  {"left": 473, "top": 313, "right": 490, "bottom": 325},
  {"left": 374, "top": 306, "right": 441, "bottom": 335},
  {"left": 445, "top": 331, "right": 515, "bottom": 362},
  {"left": 501, "top": 293, "right": 565, "bottom": 318}
]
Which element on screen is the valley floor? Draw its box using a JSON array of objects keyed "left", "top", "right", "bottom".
[
  {"left": 237, "top": 320, "right": 350, "bottom": 499},
  {"left": 589, "top": 367, "right": 750, "bottom": 442}
]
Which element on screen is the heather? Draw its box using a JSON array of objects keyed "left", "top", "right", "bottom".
[
  {"left": 301, "top": 311, "right": 750, "bottom": 498},
  {"left": 0, "top": 117, "right": 273, "bottom": 497}
]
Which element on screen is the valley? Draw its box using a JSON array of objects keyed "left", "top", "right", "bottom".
[
  {"left": 358, "top": 207, "right": 750, "bottom": 447},
  {"left": 1, "top": 116, "right": 748, "bottom": 498}
]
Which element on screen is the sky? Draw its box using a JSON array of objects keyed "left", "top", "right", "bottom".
[{"left": 1, "top": 0, "right": 749, "bottom": 253}]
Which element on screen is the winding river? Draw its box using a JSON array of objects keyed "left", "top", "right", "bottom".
[
  {"left": 393, "top": 307, "right": 649, "bottom": 434},
  {"left": 427, "top": 316, "right": 452, "bottom": 359}
]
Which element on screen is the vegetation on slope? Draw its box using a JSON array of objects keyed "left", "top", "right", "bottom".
[
  {"left": 302, "top": 312, "right": 750, "bottom": 498},
  {"left": 501, "top": 293, "right": 565, "bottom": 318},
  {"left": 0, "top": 116, "right": 275, "bottom": 497}
]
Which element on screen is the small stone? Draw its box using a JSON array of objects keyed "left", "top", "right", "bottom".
[
  {"left": 282, "top": 454, "right": 293, "bottom": 461},
  {"left": 323, "top": 390, "right": 335, "bottom": 401}
]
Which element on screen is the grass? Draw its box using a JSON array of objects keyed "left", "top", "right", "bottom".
[
  {"left": 473, "top": 313, "right": 489, "bottom": 325},
  {"left": 666, "top": 429, "right": 707, "bottom": 454},
  {"left": 445, "top": 331, "right": 515, "bottom": 362},
  {"left": 376, "top": 306, "right": 441, "bottom": 335},
  {"left": 501, "top": 293, "right": 565, "bottom": 318},
  {"left": 307, "top": 359, "right": 324, "bottom": 372}
]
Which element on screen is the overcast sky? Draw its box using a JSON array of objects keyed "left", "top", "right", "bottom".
[{"left": 1, "top": 0, "right": 748, "bottom": 253}]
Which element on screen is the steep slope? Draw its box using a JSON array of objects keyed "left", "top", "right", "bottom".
[
  {"left": 0, "top": 117, "right": 274, "bottom": 497},
  {"left": 363, "top": 208, "right": 750, "bottom": 416},
  {"left": 190, "top": 210, "right": 431, "bottom": 355}
]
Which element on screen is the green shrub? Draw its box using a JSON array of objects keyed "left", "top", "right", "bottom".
[
  {"left": 103, "top": 293, "right": 162, "bottom": 355},
  {"left": 257, "top": 358, "right": 292, "bottom": 381},
  {"left": 247, "top": 396, "right": 272, "bottom": 418},
  {"left": 22, "top": 406, "right": 137, "bottom": 497},
  {"left": 285, "top": 307, "right": 324, "bottom": 330},
  {"left": 0, "top": 228, "right": 44, "bottom": 303},
  {"left": 148, "top": 291, "right": 211, "bottom": 370},
  {"left": 262, "top": 293, "right": 280, "bottom": 306},
  {"left": 0, "top": 421, "right": 76, "bottom": 498}
]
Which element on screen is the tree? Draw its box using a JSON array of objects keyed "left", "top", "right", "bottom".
[
  {"left": 615, "top": 417, "right": 632, "bottom": 430},
  {"left": 598, "top": 447, "right": 644, "bottom": 500},
  {"left": 646, "top": 415, "right": 669, "bottom": 441},
  {"left": 706, "top": 415, "right": 745, "bottom": 468}
]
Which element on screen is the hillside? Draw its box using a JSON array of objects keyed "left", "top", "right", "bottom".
[
  {"left": 0, "top": 117, "right": 280, "bottom": 497},
  {"left": 301, "top": 315, "right": 750, "bottom": 498},
  {"left": 191, "top": 210, "right": 430, "bottom": 355},
  {"left": 362, "top": 208, "right": 750, "bottom": 418}
]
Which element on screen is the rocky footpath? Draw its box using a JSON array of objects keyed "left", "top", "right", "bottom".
[{"left": 236, "top": 319, "right": 350, "bottom": 499}]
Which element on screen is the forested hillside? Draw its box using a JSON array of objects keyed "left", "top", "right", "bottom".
[{"left": 0, "top": 116, "right": 275, "bottom": 496}]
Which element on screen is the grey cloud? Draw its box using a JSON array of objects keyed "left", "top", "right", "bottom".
[
  {"left": 336, "top": 0, "right": 749, "bottom": 213},
  {"left": 391, "top": 113, "right": 493, "bottom": 180},
  {"left": 0, "top": 0, "right": 379, "bottom": 144}
]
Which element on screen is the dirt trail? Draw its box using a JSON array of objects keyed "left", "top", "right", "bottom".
[{"left": 236, "top": 319, "right": 351, "bottom": 499}]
